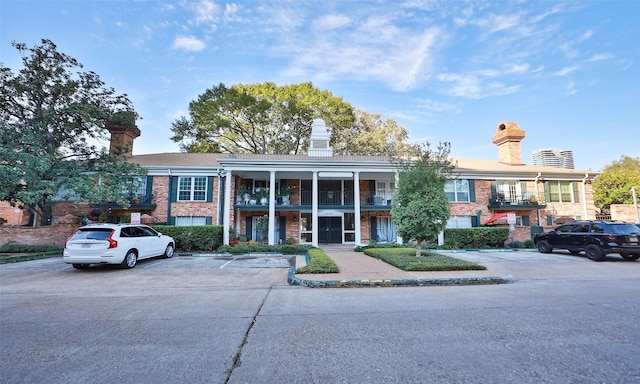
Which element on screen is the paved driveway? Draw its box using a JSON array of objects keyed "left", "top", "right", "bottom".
[{"left": 2, "top": 253, "right": 639, "bottom": 383}]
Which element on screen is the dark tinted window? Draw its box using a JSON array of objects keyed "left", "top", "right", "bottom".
[
  {"left": 609, "top": 224, "right": 640, "bottom": 235},
  {"left": 139, "top": 226, "right": 158, "bottom": 237},
  {"left": 556, "top": 225, "right": 574, "bottom": 233},
  {"left": 70, "top": 228, "right": 113, "bottom": 240},
  {"left": 591, "top": 223, "right": 605, "bottom": 233},
  {"left": 574, "top": 224, "right": 590, "bottom": 233}
]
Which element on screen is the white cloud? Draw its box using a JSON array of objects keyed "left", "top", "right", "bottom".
[
  {"left": 578, "top": 29, "right": 594, "bottom": 42},
  {"left": 173, "top": 36, "right": 206, "bottom": 52},
  {"left": 566, "top": 81, "right": 577, "bottom": 95},
  {"left": 313, "top": 14, "right": 351, "bottom": 30},
  {"left": 588, "top": 53, "right": 613, "bottom": 62},
  {"left": 436, "top": 72, "right": 519, "bottom": 99},
  {"left": 553, "top": 66, "right": 578, "bottom": 76},
  {"left": 279, "top": 9, "right": 441, "bottom": 92},
  {"left": 508, "top": 63, "right": 530, "bottom": 73},
  {"left": 419, "top": 99, "right": 459, "bottom": 114},
  {"left": 223, "top": 3, "right": 241, "bottom": 22},
  {"left": 192, "top": 0, "right": 220, "bottom": 25}
]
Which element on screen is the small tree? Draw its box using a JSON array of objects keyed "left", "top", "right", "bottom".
[
  {"left": 392, "top": 143, "right": 456, "bottom": 256},
  {"left": 0, "top": 39, "right": 144, "bottom": 226},
  {"left": 593, "top": 156, "right": 640, "bottom": 212}
]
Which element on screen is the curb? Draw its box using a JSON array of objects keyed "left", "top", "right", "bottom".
[{"left": 288, "top": 266, "right": 514, "bottom": 288}]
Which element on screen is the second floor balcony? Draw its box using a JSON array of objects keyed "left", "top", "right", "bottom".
[
  {"left": 234, "top": 189, "right": 393, "bottom": 210},
  {"left": 488, "top": 192, "right": 546, "bottom": 210}
]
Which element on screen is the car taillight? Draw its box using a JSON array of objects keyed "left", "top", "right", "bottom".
[
  {"left": 107, "top": 231, "right": 118, "bottom": 249},
  {"left": 64, "top": 234, "right": 74, "bottom": 249}
]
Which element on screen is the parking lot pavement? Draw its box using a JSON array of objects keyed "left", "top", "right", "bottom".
[
  {"left": 0, "top": 254, "right": 294, "bottom": 271},
  {"left": 441, "top": 249, "right": 590, "bottom": 264}
]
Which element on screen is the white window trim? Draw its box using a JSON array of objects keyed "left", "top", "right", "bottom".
[
  {"left": 446, "top": 180, "right": 470, "bottom": 202},
  {"left": 178, "top": 176, "right": 208, "bottom": 202}
]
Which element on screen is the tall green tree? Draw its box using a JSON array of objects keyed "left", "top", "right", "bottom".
[
  {"left": 333, "top": 109, "right": 420, "bottom": 157},
  {"left": 592, "top": 156, "right": 640, "bottom": 211},
  {"left": 171, "top": 82, "right": 354, "bottom": 154},
  {"left": 392, "top": 142, "right": 456, "bottom": 256},
  {"left": 0, "top": 39, "right": 144, "bottom": 226}
]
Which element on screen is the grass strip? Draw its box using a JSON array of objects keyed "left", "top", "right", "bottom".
[
  {"left": 0, "top": 251, "right": 62, "bottom": 264},
  {"left": 364, "top": 247, "right": 486, "bottom": 271}
]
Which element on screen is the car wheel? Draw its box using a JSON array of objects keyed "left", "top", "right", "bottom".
[
  {"left": 163, "top": 244, "right": 174, "bottom": 258},
  {"left": 620, "top": 253, "right": 640, "bottom": 261},
  {"left": 537, "top": 240, "right": 553, "bottom": 253},
  {"left": 569, "top": 250, "right": 581, "bottom": 255},
  {"left": 121, "top": 250, "right": 138, "bottom": 269},
  {"left": 585, "top": 244, "right": 604, "bottom": 261},
  {"left": 72, "top": 264, "right": 90, "bottom": 270}
]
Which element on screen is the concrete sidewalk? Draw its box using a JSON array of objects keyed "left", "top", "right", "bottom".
[{"left": 289, "top": 245, "right": 513, "bottom": 288}]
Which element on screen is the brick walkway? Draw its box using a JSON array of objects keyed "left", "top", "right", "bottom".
[{"left": 294, "top": 244, "right": 503, "bottom": 283}]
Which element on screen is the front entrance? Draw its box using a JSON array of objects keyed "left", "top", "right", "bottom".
[{"left": 318, "top": 217, "right": 342, "bottom": 244}]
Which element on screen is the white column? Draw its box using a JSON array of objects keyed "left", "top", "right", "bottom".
[
  {"left": 312, "top": 171, "right": 318, "bottom": 247},
  {"left": 354, "top": 171, "right": 361, "bottom": 245},
  {"left": 394, "top": 170, "right": 403, "bottom": 244},
  {"left": 268, "top": 171, "right": 276, "bottom": 245},
  {"left": 222, "top": 170, "right": 232, "bottom": 245}
]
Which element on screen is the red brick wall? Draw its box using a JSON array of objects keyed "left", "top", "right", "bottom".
[{"left": 0, "top": 215, "right": 81, "bottom": 247}]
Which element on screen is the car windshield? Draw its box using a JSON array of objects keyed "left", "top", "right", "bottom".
[
  {"left": 70, "top": 229, "right": 113, "bottom": 240},
  {"left": 609, "top": 224, "right": 640, "bottom": 235}
]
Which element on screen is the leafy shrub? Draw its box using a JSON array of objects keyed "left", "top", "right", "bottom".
[
  {"left": 296, "top": 248, "right": 339, "bottom": 274},
  {"left": 217, "top": 244, "right": 313, "bottom": 255},
  {"left": 354, "top": 241, "right": 416, "bottom": 252},
  {"left": 0, "top": 242, "right": 61, "bottom": 253},
  {"left": 154, "top": 225, "right": 223, "bottom": 252},
  {"left": 444, "top": 227, "right": 509, "bottom": 249},
  {"left": 508, "top": 239, "right": 535, "bottom": 249},
  {"left": 442, "top": 239, "right": 459, "bottom": 250},
  {"left": 364, "top": 247, "right": 486, "bottom": 271}
]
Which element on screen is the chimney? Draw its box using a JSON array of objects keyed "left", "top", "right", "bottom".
[
  {"left": 307, "top": 119, "right": 333, "bottom": 157},
  {"left": 491, "top": 122, "right": 525, "bottom": 165},
  {"left": 105, "top": 111, "right": 140, "bottom": 157}
]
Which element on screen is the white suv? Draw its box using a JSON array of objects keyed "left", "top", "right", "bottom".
[{"left": 64, "top": 224, "right": 175, "bottom": 269}]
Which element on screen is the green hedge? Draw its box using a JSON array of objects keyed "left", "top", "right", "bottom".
[
  {"left": 154, "top": 225, "right": 223, "bottom": 252},
  {"left": 0, "top": 242, "right": 62, "bottom": 253},
  {"left": 443, "top": 227, "right": 510, "bottom": 249},
  {"left": 217, "top": 244, "right": 313, "bottom": 255},
  {"left": 296, "top": 248, "right": 339, "bottom": 274}
]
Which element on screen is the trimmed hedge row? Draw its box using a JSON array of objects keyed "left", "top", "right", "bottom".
[
  {"left": 217, "top": 244, "right": 313, "bottom": 255},
  {"left": 296, "top": 248, "right": 339, "bottom": 274},
  {"left": 154, "top": 225, "right": 223, "bottom": 252},
  {"left": 443, "top": 227, "right": 510, "bottom": 249},
  {"left": 0, "top": 242, "right": 62, "bottom": 253}
]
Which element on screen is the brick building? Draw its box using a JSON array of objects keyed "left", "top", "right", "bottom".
[{"left": 1, "top": 120, "right": 599, "bottom": 247}]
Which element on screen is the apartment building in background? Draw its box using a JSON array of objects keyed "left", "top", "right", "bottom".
[{"left": 533, "top": 149, "right": 575, "bottom": 169}]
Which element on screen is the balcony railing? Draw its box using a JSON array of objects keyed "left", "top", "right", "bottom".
[
  {"left": 301, "top": 190, "right": 354, "bottom": 205},
  {"left": 91, "top": 193, "right": 156, "bottom": 210},
  {"left": 488, "top": 192, "right": 546, "bottom": 208},
  {"left": 235, "top": 189, "right": 392, "bottom": 208}
]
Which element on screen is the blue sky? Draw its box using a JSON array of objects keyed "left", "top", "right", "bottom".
[{"left": 1, "top": 0, "right": 639, "bottom": 172}]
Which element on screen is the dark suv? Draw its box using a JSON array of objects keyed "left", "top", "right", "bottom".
[{"left": 534, "top": 221, "right": 640, "bottom": 261}]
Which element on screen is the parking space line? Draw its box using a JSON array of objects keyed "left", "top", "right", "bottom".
[{"left": 220, "top": 259, "right": 234, "bottom": 269}]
